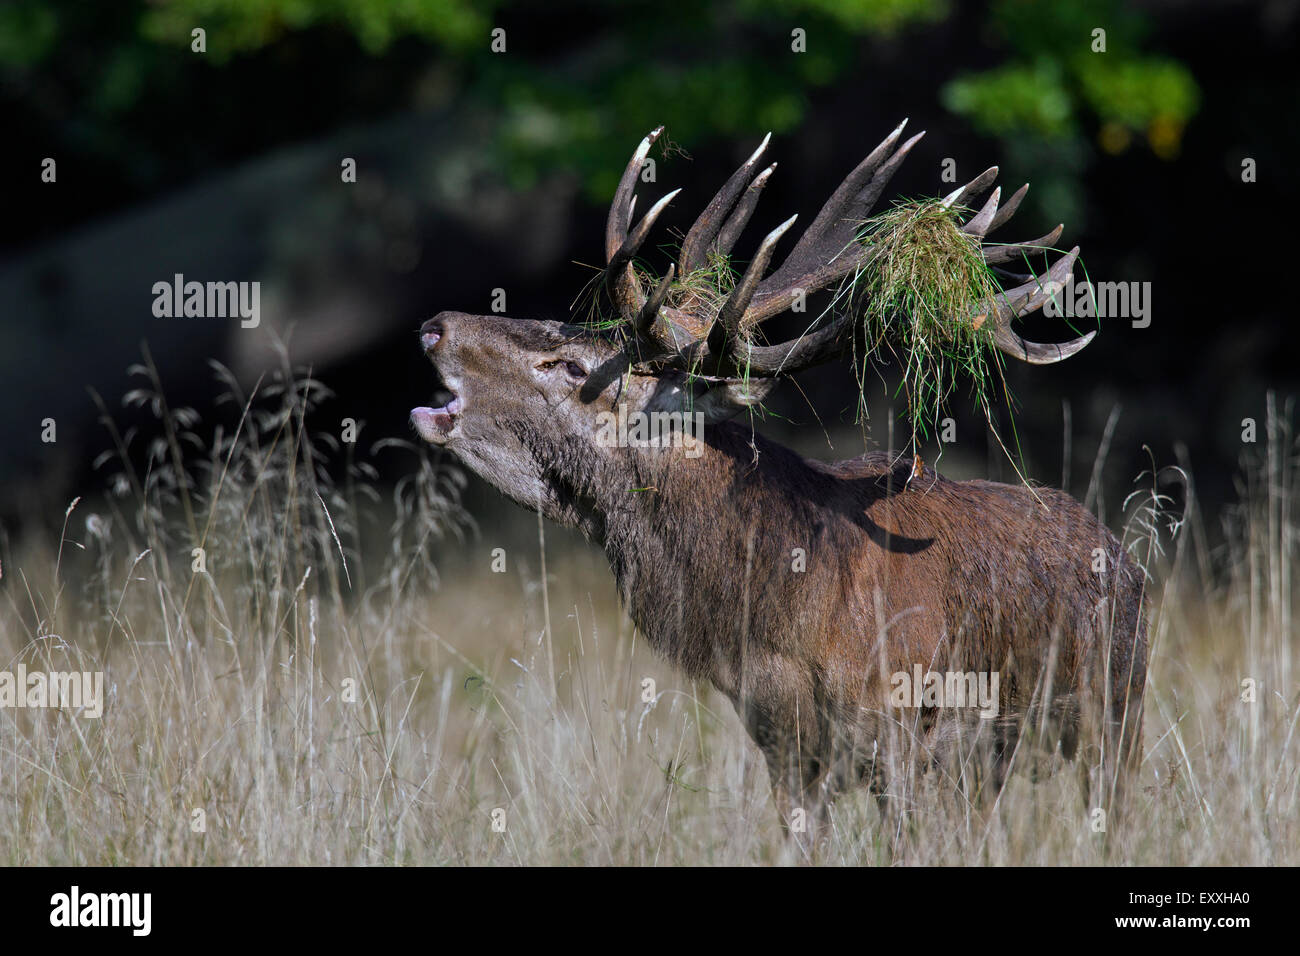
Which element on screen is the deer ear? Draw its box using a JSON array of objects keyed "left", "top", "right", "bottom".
[{"left": 694, "top": 379, "right": 778, "bottom": 424}]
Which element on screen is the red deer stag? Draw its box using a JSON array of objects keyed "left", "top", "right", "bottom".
[{"left": 411, "top": 122, "right": 1147, "bottom": 832}]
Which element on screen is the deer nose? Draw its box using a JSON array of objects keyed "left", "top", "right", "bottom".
[{"left": 420, "top": 315, "right": 447, "bottom": 351}]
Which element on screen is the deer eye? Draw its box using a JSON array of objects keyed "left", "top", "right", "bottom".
[{"left": 538, "top": 359, "right": 587, "bottom": 380}]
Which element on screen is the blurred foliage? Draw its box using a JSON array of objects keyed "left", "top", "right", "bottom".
[
  {"left": 0, "top": 2, "right": 58, "bottom": 67},
  {"left": 939, "top": 0, "right": 1198, "bottom": 226},
  {"left": 1, "top": 0, "right": 1197, "bottom": 216},
  {"left": 740, "top": 0, "right": 945, "bottom": 33},
  {"left": 943, "top": 0, "right": 1199, "bottom": 155},
  {"left": 138, "top": 0, "right": 494, "bottom": 56}
]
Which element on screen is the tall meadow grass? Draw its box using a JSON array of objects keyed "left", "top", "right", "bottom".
[{"left": 1, "top": 359, "right": 1295, "bottom": 865}]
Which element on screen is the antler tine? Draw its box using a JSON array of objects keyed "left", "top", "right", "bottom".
[
  {"left": 986, "top": 182, "right": 1028, "bottom": 233},
  {"left": 1022, "top": 245, "right": 1079, "bottom": 312},
  {"left": 784, "top": 118, "right": 909, "bottom": 267},
  {"left": 679, "top": 133, "right": 772, "bottom": 274},
  {"left": 961, "top": 186, "right": 1002, "bottom": 239},
  {"left": 706, "top": 214, "right": 799, "bottom": 362},
  {"left": 606, "top": 127, "right": 663, "bottom": 261},
  {"left": 940, "top": 166, "right": 999, "bottom": 210},
  {"left": 745, "top": 128, "right": 926, "bottom": 326},
  {"left": 994, "top": 326, "right": 1096, "bottom": 365},
  {"left": 603, "top": 187, "right": 680, "bottom": 322},
  {"left": 844, "top": 128, "right": 926, "bottom": 219},
  {"left": 635, "top": 262, "right": 675, "bottom": 336},
  {"left": 983, "top": 224, "right": 1065, "bottom": 265},
  {"left": 606, "top": 188, "right": 681, "bottom": 278},
  {"left": 990, "top": 246, "right": 1095, "bottom": 364},
  {"left": 714, "top": 163, "right": 776, "bottom": 260},
  {"left": 602, "top": 128, "right": 663, "bottom": 320},
  {"left": 839, "top": 129, "right": 927, "bottom": 223}
]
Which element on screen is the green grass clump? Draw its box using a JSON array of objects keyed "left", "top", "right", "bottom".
[
  {"left": 849, "top": 197, "right": 1006, "bottom": 450},
  {"left": 651, "top": 250, "right": 736, "bottom": 323},
  {"left": 574, "top": 250, "right": 737, "bottom": 342}
]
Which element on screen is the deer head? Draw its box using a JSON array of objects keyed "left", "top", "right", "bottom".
[{"left": 411, "top": 121, "right": 1093, "bottom": 529}]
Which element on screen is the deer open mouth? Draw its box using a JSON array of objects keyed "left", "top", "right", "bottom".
[{"left": 411, "top": 389, "right": 462, "bottom": 444}]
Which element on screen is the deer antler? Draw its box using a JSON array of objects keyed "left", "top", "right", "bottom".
[{"left": 599, "top": 120, "right": 1095, "bottom": 382}]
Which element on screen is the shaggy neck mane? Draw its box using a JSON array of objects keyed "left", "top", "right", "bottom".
[{"left": 559, "top": 422, "right": 887, "bottom": 699}]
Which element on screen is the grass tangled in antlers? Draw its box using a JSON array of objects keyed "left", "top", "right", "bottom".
[
  {"left": 576, "top": 253, "right": 736, "bottom": 336},
  {"left": 580, "top": 199, "right": 1014, "bottom": 454},
  {"left": 845, "top": 198, "right": 1007, "bottom": 450}
]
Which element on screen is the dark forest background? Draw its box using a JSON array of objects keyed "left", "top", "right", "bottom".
[{"left": 2, "top": 0, "right": 1296, "bottom": 549}]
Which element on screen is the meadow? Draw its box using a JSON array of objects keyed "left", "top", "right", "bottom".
[{"left": 2, "top": 356, "right": 1295, "bottom": 865}]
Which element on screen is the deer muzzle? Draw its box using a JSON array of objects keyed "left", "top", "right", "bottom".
[
  {"left": 413, "top": 313, "right": 464, "bottom": 443},
  {"left": 411, "top": 396, "right": 462, "bottom": 444}
]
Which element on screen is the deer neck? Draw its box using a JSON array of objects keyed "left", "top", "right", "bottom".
[{"left": 578, "top": 423, "right": 798, "bottom": 696}]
